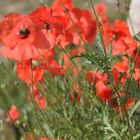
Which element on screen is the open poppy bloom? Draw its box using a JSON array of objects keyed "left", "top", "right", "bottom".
[
  {"left": 112, "top": 20, "right": 138, "bottom": 56},
  {"left": 52, "top": 0, "right": 96, "bottom": 47},
  {"left": 29, "top": 5, "right": 70, "bottom": 48},
  {"left": 68, "top": 8, "right": 97, "bottom": 45},
  {"left": 100, "top": 19, "right": 138, "bottom": 56},
  {"left": 0, "top": 13, "right": 51, "bottom": 61}
]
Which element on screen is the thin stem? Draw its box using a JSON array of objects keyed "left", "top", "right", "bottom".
[
  {"left": 112, "top": 82, "right": 133, "bottom": 139},
  {"left": 30, "top": 59, "right": 48, "bottom": 137},
  {"left": 89, "top": 0, "right": 107, "bottom": 57},
  {"left": 129, "top": 100, "right": 140, "bottom": 118},
  {"left": 30, "top": 59, "right": 54, "bottom": 138}
]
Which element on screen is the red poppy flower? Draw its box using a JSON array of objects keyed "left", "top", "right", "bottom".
[
  {"left": 112, "top": 20, "right": 137, "bottom": 56},
  {"left": 86, "top": 70, "right": 95, "bottom": 85},
  {"left": 35, "top": 96, "right": 46, "bottom": 109},
  {"left": 29, "top": 6, "right": 70, "bottom": 48},
  {"left": 57, "top": 8, "right": 96, "bottom": 47},
  {"left": 8, "top": 105, "right": 20, "bottom": 122},
  {"left": 113, "top": 56, "right": 128, "bottom": 73},
  {"left": 96, "top": 81, "right": 112, "bottom": 101},
  {"left": 16, "top": 60, "right": 45, "bottom": 84},
  {"left": 101, "top": 20, "right": 138, "bottom": 56},
  {"left": 52, "top": 0, "right": 96, "bottom": 47},
  {"left": 29, "top": 6, "right": 57, "bottom": 47},
  {"left": 70, "top": 8, "right": 96, "bottom": 44},
  {"left": 86, "top": 70, "right": 108, "bottom": 85},
  {"left": 111, "top": 57, "right": 129, "bottom": 88},
  {"left": 0, "top": 13, "right": 51, "bottom": 61},
  {"left": 58, "top": 10, "right": 96, "bottom": 48}
]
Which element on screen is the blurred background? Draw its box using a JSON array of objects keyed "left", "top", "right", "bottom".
[{"left": 0, "top": 0, "right": 131, "bottom": 19}]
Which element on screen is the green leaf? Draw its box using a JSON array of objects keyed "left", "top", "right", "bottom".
[{"left": 96, "top": 33, "right": 105, "bottom": 56}]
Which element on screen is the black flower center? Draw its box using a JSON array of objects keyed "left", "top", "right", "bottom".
[
  {"left": 19, "top": 27, "right": 30, "bottom": 39},
  {"left": 44, "top": 22, "right": 51, "bottom": 30}
]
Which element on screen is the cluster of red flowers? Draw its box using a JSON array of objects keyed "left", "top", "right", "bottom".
[
  {"left": 87, "top": 3, "right": 139, "bottom": 109},
  {"left": 0, "top": 0, "right": 96, "bottom": 79},
  {"left": 0, "top": 0, "right": 96, "bottom": 112},
  {"left": 1, "top": 1, "right": 140, "bottom": 138}
]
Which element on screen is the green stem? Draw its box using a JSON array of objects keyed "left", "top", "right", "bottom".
[
  {"left": 89, "top": 0, "right": 107, "bottom": 57},
  {"left": 30, "top": 59, "right": 54, "bottom": 138},
  {"left": 112, "top": 82, "right": 133, "bottom": 139}
]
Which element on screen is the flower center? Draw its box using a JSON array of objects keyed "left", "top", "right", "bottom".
[
  {"left": 18, "top": 27, "right": 30, "bottom": 39},
  {"left": 44, "top": 22, "right": 51, "bottom": 30}
]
